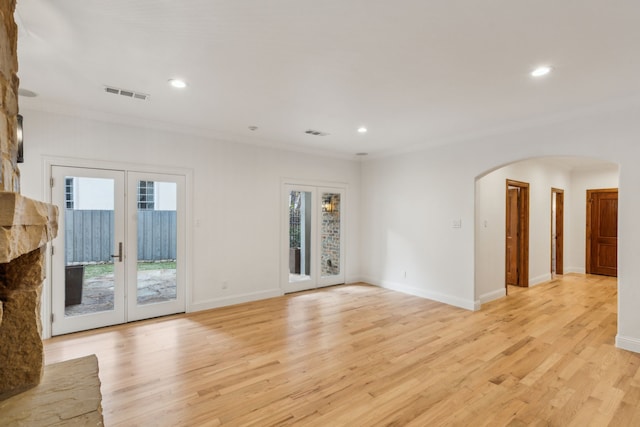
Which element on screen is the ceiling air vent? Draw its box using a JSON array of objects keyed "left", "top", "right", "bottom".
[
  {"left": 305, "top": 129, "right": 330, "bottom": 136},
  {"left": 104, "top": 85, "right": 149, "bottom": 101}
]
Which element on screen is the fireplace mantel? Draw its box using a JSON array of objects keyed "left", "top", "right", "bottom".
[
  {"left": 0, "top": 192, "right": 58, "bottom": 264},
  {"left": 0, "top": 191, "right": 59, "bottom": 399}
]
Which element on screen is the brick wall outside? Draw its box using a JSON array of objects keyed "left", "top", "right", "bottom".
[{"left": 321, "top": 194, "right": 341, "bottom": 276}]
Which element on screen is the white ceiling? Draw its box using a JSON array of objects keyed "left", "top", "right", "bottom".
[{"left": 14, "top": 0, "right": 640, "bottom": 158}]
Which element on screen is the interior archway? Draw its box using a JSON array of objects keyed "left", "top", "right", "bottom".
[{"left": 474, "top": 156, "right": 619, "bottom": 304}]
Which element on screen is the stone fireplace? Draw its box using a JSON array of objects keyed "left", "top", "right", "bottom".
[
  {"left": 0, "top": 2, "right": 102, "bottom": 424},
  {"left": 0, "top": 194, "right": 58, "bottom": 399},
  {"left": 0, "top": 0, "right": 60, "bottom": 400}
]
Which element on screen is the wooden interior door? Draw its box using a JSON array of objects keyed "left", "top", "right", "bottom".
[
  {"left": 506, "top": 188, "right": 520, "bottom": 286},
  {"left": 552, "top": 189, "right": 564, "bottom": 275},
  {"left": 587, "top": 189, "right": 618, "bottom": 277},
  {"left": 505, "top": 179, "right": 529, "bottom": 291}
]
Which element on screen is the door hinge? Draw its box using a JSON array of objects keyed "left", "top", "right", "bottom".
[
  {"left": 51, "top": 246, "right": 55, "bottom": 256},
  {"left": 51, "top": 313, "right": 54, "bottom": 323},
  {"left": 50, "top": 177, "right": 54, "bottom": 188}
]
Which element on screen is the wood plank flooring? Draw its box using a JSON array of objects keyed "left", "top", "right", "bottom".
[{"left": 43, "top": 274, "right": 640, "bottom": 426}]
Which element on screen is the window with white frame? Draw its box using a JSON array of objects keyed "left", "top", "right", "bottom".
[
  {"left": 65, "top": 177, "right": 74, "bottom": 209},
  {"left": 137, "top": 180, "right": 155, "bottom": 210}
]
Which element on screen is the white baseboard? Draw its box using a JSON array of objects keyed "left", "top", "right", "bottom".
[
  {"left": 189, "top": 288, "right": 283, "bottom": 313},
  {"left": 565, "top": 267, "right": 586, "bottom": 274},
  {"left": 477, "top": 288, "right": 506, "bottom": 305},
  {"left": 616, "top": 335, "right": 640, "bottom": 354},
  {"left": 529, "top": 273, "right": 552, "bottom": 287},
  {"left": 363, "top": 276, "right": 476, "bottom": 311}
]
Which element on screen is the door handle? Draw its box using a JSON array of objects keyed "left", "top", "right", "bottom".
[{"left": 111, "top": 242, "right": 123, "bottom": 262}]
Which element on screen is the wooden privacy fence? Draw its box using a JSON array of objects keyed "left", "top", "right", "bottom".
[{"left": 64, "top": 210, "right": 177, "bottom": 264}]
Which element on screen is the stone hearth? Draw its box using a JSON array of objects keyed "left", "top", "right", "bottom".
[{"left": 0, "top": 355, "right": 104, "bottom": 425}]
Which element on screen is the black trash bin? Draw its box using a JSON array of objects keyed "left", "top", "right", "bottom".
[
  {"left": 65, "top": 265, "right": 84, "bottom": 306},
  {"left": 289, "top": 248, "right": 301, "bottom": 274}
]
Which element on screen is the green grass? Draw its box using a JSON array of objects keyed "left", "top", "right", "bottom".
[
  {"left": 83, "top": 264, "right": 114, "bottom": 279},
  {"left": 137, "top": 261, "right": 176, "bottom": 271},
  {"left": 82, "top": 261, "right": 176, "bottom": 279}
]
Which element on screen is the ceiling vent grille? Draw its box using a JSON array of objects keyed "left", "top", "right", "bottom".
[
  {"left": 305, "top": 129, "right": 330, "bottom": 136},
  {"left": 104, "top": 85, "right": 149, "bottom": 101}
]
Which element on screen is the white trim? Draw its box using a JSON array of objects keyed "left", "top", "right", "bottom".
[
  {"left": 565, "top": 267, "right": 586, "bottom": 274},
  {"left": 22, "top": 104, "right": 358, "bottom": 161},
  {"left": 43, "top": 155, "right": 193, "bottom": 177},
  {"left": 529, "top": 273, "right": 552, "bottom": 287},
  {"left": 189, "top": 289, "right": 284, "bottom": 313},
  {"left": 478, "top": 288, "right": 506, "bottom": 305},
  {"left": 281, "top": 177, "right": 349, "bottom": 189},
  {"left": 616, "top": 335, "right": 640, "bottom": 354},
  {"left": 363, "top": 277, "right": 476, "bottom": 311}
]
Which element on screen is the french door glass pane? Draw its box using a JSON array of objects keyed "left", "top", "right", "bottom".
[
  {"left": 289, "top": 190, "right": 312, "bottom": 283},
  {"left": 63, "top": 176, "right": 115, "bottom": 317},
  {"left": 321, "top": 192, "right": 341, "bottom": 277},
  {"left": 136, "top": 180, "right": 178, "bottom": 305}
]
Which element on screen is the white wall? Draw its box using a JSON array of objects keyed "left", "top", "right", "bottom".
[
  {"left": 75, "top": 177, "right": 114, "bottom": 210},
  {"left": 19, "top": 109, "right": 361, "bottom": 320},
  {"left": 68, "top": 178, "right": 177, "bottom": 210},
  {"left": 155, "top": 181, "right": 177, "bottom": 211},
  {"left": 360, "top": 101, "right": 640, "bottom": 353},
  {"left": 20, "top": 101, "right": 640, "bottom": 354},
  {"left": 360, "top": 146, "right": 475, "bottom": 309},
  {"left": 566, "top": 168, "right": 619, "bottom": 273},
  {"left": 475, "top": 160, "right": 572, "bottom": 304}
]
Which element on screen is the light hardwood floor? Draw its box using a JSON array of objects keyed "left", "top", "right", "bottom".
[{"left": 44, "top": 274, "right": 640, "bottom": 426}]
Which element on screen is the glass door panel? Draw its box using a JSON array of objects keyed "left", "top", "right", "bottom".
[
  {"left": 284, "top": 186, "right": 316, "bottom": 292},
  {"left": 127, "top": 172, "right": 185, "bottom": 321},
  {"left": 289, "top": 190, "right": 312, "bottom": 283},
  {"left": 320, "top": 192, "right": 341, "bottom": 278},
  {"left": 318, "top": 189, "right": 345, "bottom": 286},
  {"left": 136, "top": 180, "right": 177, "bottom": 305},
  {"left": 51, "top": 167, "right": 125, "bottom": 335}
]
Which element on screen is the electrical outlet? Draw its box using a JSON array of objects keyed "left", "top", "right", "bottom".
[{"left": 222, "top": 281, "right": 228, "bottom": 290}]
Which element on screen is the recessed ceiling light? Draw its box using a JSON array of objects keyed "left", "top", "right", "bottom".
[
  {"left": 357, "top": 127, "right": 368, "bottom": 133},
  {"left": 168, "top": 79, "right": 187, "bottom": 88},
  {"left": 531, "top": 66, "right": 552, "bottom": 77}
]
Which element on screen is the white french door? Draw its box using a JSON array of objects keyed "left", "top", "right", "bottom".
[
  {"left": 126, "top": 172, "right": 186, "bottom": 322},
  {"left": 50, "top": 166, "right": 185, "bottom": 335},
  {"left": 282, "top": 184, "right": 345, "bottom": 293}
]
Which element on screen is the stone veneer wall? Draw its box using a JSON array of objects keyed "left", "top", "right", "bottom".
[
  {"left": 0, "top": 0, "right": 20, "bottom": 193},
  {"left": 0, "top": 0, "right": 61, "bottom": 401}
]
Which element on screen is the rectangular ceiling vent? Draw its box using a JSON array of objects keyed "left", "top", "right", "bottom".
[
  {"left": 305, "top": 129, "right": 330, "bottom": 136},
  {"left": 104, "top": 85, "right": 149, "bottom": 101}
]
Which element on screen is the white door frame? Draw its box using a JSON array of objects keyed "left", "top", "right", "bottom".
[{"left": 42, "top": 156, "right": 193, "bottom": 339}]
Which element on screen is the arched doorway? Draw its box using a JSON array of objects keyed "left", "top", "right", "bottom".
[{"left": 474, "top": 156, "right": 619, "bottom": 304}]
